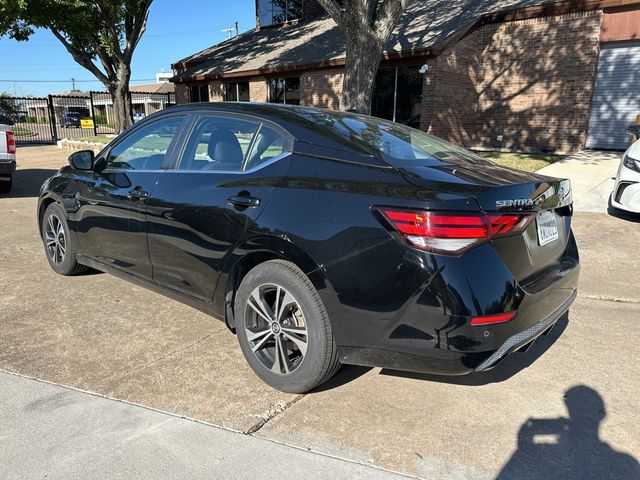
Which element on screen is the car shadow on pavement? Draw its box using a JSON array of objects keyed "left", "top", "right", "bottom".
[
  {"left": 1, "top": 168, "right": 59, "bottom": 199},
  {"left": 311, "top": 365, "right": 373, "bottom": 393},
  {"left": 379, "top": 312, "right": 569, "bottom": 386},
  {"left": 496, "top": 385, "right": 640, "bottom": 480}
]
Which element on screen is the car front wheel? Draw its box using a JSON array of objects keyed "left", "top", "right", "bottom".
[
  {"left": 41, "top": 202, "right": 88, "bottom": 276},
  {"left": 235, "top": 260, "right": 340, "bottom": 393}
]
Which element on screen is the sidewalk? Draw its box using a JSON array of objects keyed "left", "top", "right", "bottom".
[
  {"left": 0, "top": 371, "right": 409, "bottom": 480},
  {"left": 537, "top": 150, "right": 622, "bottom": 213}
]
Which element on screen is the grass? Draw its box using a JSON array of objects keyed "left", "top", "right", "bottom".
[{"left": 479, "top": 151, "right": 566, "bottom": 172}]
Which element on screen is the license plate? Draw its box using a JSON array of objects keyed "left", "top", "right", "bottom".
[{"left": 536, "top": 210, "right": 559, "bottom": 246}]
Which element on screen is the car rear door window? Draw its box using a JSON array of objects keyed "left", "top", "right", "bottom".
[
  {"left": 245, "top": 125, "right": 285, "bottom": 170},
  {"left": 178, "top": 115, "right": 260, "bottom": 172},
  {"left": 105, "top": 116, "right": 184, "bottom": 171}
]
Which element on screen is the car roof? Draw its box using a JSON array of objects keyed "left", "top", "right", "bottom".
[{"left": 157, "top": 102, "right": 391, "bottom": 161}]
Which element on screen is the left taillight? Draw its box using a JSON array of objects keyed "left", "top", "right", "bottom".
[
  {"left": 376, "top": 208, "right": 532, "bottom": 255},
  {"left": 6, "top": 131, "right": 16, "bottom": 155}
]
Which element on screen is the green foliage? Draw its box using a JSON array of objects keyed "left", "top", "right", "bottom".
[
  {"left": 94, "top": 114, "right": 108, "bottom": 125},
  {"left": 0, "top": 93, "right": 20, "bottom": 119}
]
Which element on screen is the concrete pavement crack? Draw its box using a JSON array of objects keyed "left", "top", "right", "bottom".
[
  {"left": 245, "top": 394, "right": 305, "bottom": 435},
  {"left": 578, "top": 294, "right": 640, "bottom": 304}
]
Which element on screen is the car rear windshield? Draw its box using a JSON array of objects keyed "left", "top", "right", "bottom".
[{"left": 304, "top": 110, "right": 486, "bottom": 167}]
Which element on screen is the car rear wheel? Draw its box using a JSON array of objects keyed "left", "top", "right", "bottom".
[
  {"left": 235, "top": 260, "right": 340, "bottom": 393},
  {"left": 41, "top": 203, "right": 88, "bottom": 276}
]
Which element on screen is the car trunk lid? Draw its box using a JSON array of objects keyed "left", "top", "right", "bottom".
[{"left": 398, "top": 159, "right": 573, "bottom": 283}]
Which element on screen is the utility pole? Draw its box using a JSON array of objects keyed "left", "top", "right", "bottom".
[{"left": 71, "top": 78, "right": 76, "bottom": 91}]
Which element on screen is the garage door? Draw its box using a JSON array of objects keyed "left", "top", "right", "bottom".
[{"left": 586, "top": 41, "right": 640, "bottom": 150}]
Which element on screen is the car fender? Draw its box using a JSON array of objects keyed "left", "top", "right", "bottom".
[{"left": 37, "top": 190, "right": 82, "bottom": 247}]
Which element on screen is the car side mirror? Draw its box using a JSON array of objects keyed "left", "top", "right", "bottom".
[{"left": 68, "top": 150, "right": 95, "bottom": 170}]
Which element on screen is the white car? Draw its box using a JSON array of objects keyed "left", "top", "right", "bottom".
[{"left": 0, "top": 115, "right": 16, "bottom": 194}]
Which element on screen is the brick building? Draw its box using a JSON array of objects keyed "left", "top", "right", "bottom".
[{"left": 171, "top": 0, "right": 640, "bottom": 152}]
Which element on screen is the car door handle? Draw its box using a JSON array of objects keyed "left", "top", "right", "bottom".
[
  {"left": 127, "top": 188, "right": 149, "bottom": 200},
  {"left": 227, "top": 194, "right": 261, "bottom": 208}
]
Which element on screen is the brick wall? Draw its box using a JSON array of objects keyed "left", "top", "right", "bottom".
[
  {"left": 250, "top": 77, "right": 268, "bottom": 102},
  {"left": 300, "top": 68, "right": 344, "bottom": 109},
  {"left": 424, "top": 10, "right": 603, "bottom": 153},
  {"left": 174, "top": 83, "right": 189, "bottom": 104}
]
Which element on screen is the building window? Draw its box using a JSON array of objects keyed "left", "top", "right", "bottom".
[
  {"left": 259, "top": 0, "right": 302, "bottom": 27},
  {"left": 371, "top": 66, "right": 423, "bottom": 128},
  {"left": 224, "top": 82, "right": 250, "bottom": 102},
  {"left": 268, "top": 77, "right": 300, "bottom": 105},
  {"left": 190, "top": 85, "right": 209, "bottom": 103}
]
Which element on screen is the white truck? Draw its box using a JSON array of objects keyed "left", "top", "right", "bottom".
[{"left": 0, "top": 114, "right": 16, "bottom": 193}]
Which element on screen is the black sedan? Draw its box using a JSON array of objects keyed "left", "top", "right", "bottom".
[{"left": 38, "top": 103, "right": 579, "bottom": 393}]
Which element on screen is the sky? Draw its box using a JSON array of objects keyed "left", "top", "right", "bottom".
[{"left": 0, "top": 0, "right": 256, "bottom": 97}]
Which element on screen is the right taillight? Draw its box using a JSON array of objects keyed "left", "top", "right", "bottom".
[
  {"left": 377, "top": 208, "right": 532, "bottom": 255},
  {"left": 6, "top": 131, "right": 16, "bottom": 155}
]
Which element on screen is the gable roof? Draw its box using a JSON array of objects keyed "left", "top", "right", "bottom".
[
  {"left": 171, "top": 0, "right": 619, "bottom": 82},
  {"left": 129, "top": 82, "right": 175, "bottom": 94}
]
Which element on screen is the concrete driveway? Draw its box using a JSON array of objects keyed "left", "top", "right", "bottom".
[
  {"left": 537, "top": 150, "right": 623, "bottom": 213},
  {"left": 1, "top": 146, "right": 639, "bottom": 479}
]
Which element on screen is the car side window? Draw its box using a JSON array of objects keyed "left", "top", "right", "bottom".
[
  {"left": 245, "top": 125, "right": 285, "bottom": 170},
  {"left": 105, "top": 116, "right": 184, "bottom": 171},
  {"left": 179, "top": 115, "right": 259, "bottom": 172}
]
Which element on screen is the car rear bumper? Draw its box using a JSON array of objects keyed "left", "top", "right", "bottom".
[
  {"left": 337, "top": 236, "right": 580, "bottom": 376},
  {"left": 474, "top": 289, "right": 576, "bottom": 371}
]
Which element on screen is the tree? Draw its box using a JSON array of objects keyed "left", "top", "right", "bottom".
[
  {"left": 316, "top": 0, "right": 406, "bottom": 114},
  {"left": 0, "top": 0, "right": 153, "bottom": 133},
  {"left": 0, "top": 93, "right": 21, "bottom": 120}
]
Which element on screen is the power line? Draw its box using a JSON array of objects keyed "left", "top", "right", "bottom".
[{"left": 0, "top": 78, "right": 157, "bottom": 83}]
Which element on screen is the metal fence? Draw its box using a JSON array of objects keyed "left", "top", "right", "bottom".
[{"left": 0, "top": 90, "right": 176, "bottom": 145}]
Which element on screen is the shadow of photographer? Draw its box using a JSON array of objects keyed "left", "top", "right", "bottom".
[{"left": 497, "top": 385, "right": 639, "bottom": 480}]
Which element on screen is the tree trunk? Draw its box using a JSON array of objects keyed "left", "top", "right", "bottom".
[
  {"left": 108, "top": 65, "right": 133, "bottom": 134},
  {"left": 341, "top": 27, "right": 385, "bottom": 114}
]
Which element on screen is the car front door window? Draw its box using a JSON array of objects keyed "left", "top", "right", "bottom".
[
  {"left": 178, "top": 115, "right": 260, "bottom": 172},
  {"left": 105, "top": 116, "right": 184, "bottom": 171}
]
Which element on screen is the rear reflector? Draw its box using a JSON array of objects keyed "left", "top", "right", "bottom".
[
  {"left": 470, "top": 312, "right": 516, "bottom": 326},
  {"left": 6, "top": 131, "right": 15, "bottom": 155},
  {"left": 378, "top": 209, "right": 532, "bottom": 255}
]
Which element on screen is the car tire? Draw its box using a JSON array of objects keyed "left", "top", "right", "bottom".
[
  {"left": 235, "top": 259, "right": 340, "bottom": 393},
  {"left": 0, "top": 175, "right": 11, "bottom": 194},
  {"left": 41, "top": 202, "right": 88, "bottom": 276}
]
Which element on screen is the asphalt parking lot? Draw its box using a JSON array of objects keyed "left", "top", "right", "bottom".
[{"left": 1, "top": 145, "right": 639, "bottom": 479}]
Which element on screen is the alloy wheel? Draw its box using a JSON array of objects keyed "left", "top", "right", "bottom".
[
  {"left": 45, "top": 214, "right": 66, "bottom": 265},
  {"left": 244, "top": 283, "right": 308, "bottom": 375}
]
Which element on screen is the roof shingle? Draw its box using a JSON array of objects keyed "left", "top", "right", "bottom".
[{"left": 172, "top": 0, "right": 560, "bottom": 82}]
